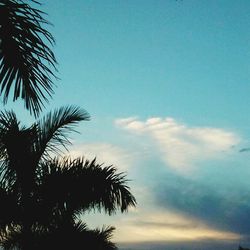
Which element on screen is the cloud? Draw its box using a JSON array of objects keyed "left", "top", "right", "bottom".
[
  {"left": 83, "top": 182, "right": 241, "bottom": 244},
  {"left": 84, "top": 202, "right": 240, "bottom": 244},
  {"left": 67, "top": 143, "right": 134, "bottom": 171},
  {"left": 114, "top": 117, "right": 250, "bottom": 237},
  {"left": 115, "top": 117, "right": 240, "bottom": 174},
  {"left": 113, "top": 210, "right": 240, "bottom": 243},
  {"left": 154, "top": 172, "right": 250, "bottom": 236}
]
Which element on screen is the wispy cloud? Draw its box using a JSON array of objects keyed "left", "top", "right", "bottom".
[
  {"left": 115, "top": 117, "right": 240, "bottom": 174},
  {"left": 67, "top": 143, "right": 134, "bottom": 171},
  {"left": 113, "top": 209, "right": 240, "bottom": 243}
]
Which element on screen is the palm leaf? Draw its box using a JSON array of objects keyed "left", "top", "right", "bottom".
[
  {"left": 37, "top": 157, "right": 136, "bottom": 219},
  {"left": 40, "top": 222, "right": 117, "bottom": 250},
  {"left": 0, "top": 0, "right": 57, "bottom": 116},
  {"left": 35, "top": 106, "right": 90, "bottom": 161}
]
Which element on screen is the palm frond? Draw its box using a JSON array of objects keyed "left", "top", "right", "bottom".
[
  {"left": 35, "top": 106, "right": 90, "bottom": 161},
  {"left": 37, "top": 157, "right": 136, "bottom": 218},
  {"left": 31, "top": 221, "right": 117, "bottom": 250},
  {"left": 85, "top": 225, "right": 118, "bottom": 250},
  {"left": 0, "top": 0, "right": 57, "bottom": 116},
  {"left": 92, "top": 225, "right": 116, "bottom": 242}
]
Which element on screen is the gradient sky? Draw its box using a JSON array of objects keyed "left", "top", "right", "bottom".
[{"left": 7, "top": 0, "right": 250, "bottom": 249}]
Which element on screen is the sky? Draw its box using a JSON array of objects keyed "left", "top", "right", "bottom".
[{"left": 6, "top": 0, "right": 250, "bottom": 249}]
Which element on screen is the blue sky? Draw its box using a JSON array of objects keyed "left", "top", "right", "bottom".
[{"left": 8, "top": 0, "right": 250, "bottom": 249}]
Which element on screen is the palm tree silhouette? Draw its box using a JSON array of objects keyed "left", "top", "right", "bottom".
[
  {"left": 0, "top": 0, "right": 57, "bottom": 116},
  {"left": 0, "top": 1, "right": 136, "bottom": 249},
  {"left": 0, "top": 106, "right": 136, "bottom": 249}
]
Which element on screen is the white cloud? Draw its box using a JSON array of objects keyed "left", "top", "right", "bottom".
[
  {"left": 115, "top": 117, "right": 240, "bottom": 174},
  {"left": 67, "top": 143, "right": 134, "bottom": 172}
]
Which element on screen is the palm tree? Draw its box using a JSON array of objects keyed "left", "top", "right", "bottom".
[
  {"left": 0, "top": 2, "right": 136, "bottom": 249},
  {"left": 0, "top": 106, "right": 136, "bottom": 249},
  {"left": 0, "top": 0, "right": 57, "bottom": 116}
]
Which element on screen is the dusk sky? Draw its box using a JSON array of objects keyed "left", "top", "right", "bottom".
[{"left": 7, "top": 0, "right": 250, "bottom": 249}]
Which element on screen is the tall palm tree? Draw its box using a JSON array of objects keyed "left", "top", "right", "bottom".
[
  {"left": 0, "top": 106, "right": 136, "bottom": 249},
  {"left": 0, "top": 0, "right": 57, "bottom": 116}
]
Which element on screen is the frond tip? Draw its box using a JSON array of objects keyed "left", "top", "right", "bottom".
[{"left": 36, "top": 106, "right": 90, "bottom": 158}]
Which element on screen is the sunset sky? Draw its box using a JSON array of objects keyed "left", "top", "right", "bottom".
[{"left": 9, "top": 0, "right": 250, "bottom": 249}]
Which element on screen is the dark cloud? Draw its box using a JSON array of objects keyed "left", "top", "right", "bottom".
[{"left": 153, "top": 173, "right": 250, "bottom": 236}]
